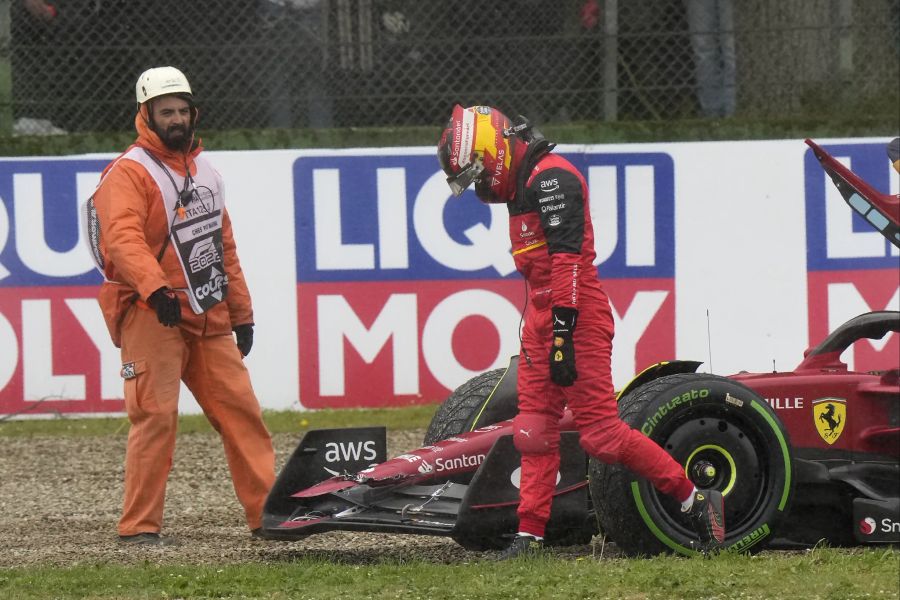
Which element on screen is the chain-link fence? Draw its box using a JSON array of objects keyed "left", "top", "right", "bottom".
[{"left": 2, "top": 0, "right": 898, "bottom": 136}]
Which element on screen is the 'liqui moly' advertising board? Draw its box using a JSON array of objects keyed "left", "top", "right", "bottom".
[{"left": 0, "top": 140, "right": 896, "bottom": 416}]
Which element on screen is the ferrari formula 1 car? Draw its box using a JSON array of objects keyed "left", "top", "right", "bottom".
[{"left": 261, "top": 142, "right": 899, "bottom": 556}]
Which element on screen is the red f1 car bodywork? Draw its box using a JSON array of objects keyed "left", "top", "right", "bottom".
[{"left": 261, "top": 141, "right": 899, "bottom": 555}]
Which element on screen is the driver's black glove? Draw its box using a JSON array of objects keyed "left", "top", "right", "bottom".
[
  {"left": 148, "top": 287, "right": 181, "bottom": 327},
  {"left": 233, "top": 323, "right": 254, "bottom": 357},
  {"left": 549, "top": 306, "right": 578, "bottom": 387}
]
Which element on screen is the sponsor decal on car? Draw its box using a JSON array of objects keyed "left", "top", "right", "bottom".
[
  {"left": 724, "top": 392, "right": 744, "bottom": 408},
  {"left": 859, "top": 517, "right": 877, "bottom": 535},
  {"left": 812, "top": 397, "right": 846, "bottom": 444},
  {"left": 324, "top": 440, "right": 378, "bottom": 463},
  {"left": 434, "top": 453, "right": 485, "bottom": 472},
  {"left": 860, "top": 516, "right": 900, "bottom": 536},
  {"left": 640, "top": 388, "right": 710, "bottom": 436},
  {"left": 509, "top": 466, "right": 561, "bottom": 489},
  {"left": 474, "top": 424, "right": 503, "bottom": 432},
  {"left": 766, "top": 396, "right": 804, "bottom": 410},
  {"left": 395, "top": 454, "right": 422, "bottom": 463}
]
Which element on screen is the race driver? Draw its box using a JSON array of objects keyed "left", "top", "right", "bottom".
[
  {"left": 437, "top": 104, "right": 726, "bottom": 558},
  {"left": 88, "top": 66, "right": 275, "bottom": 545}
]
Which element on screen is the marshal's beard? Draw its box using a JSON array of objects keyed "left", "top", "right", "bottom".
[{"left": 154, "top": 122, "right": 193, "bottom": 152}]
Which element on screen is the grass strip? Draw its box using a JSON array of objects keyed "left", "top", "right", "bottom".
[
  {"left": 1, "top": 114, "right": 897, "bottom": 157},
  {"left": 0, "top": 547, "right": 897, "bottom": 600},
  {"left": 0, "top": 405, "right": 439, "bottom": 437}
]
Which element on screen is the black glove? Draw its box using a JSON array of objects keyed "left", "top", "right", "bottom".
[
  {"left": 549, "top": 306, "right": 578, "bottom": 387},
  {"left": 233, "top": 323, "right": 254, "bottom": 357},
  {"left": 148, "top": 287, "right": 181, "bottom": 327}
]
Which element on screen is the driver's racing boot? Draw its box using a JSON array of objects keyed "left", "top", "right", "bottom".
[
  {"left": 685, "top": 489, "right": 725, "bottom": 551},
  {"left": 498, "top": 534, "right": 543, "bottom": 560}
]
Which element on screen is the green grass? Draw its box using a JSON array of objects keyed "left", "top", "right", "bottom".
[
  {"left": 0, "top": 57, "right": 10, "bottom": 137},
  {"left": 0, "top": 113, "right": 897, "bottom": 157},
  {"left": 0, "top": 547, "right": 897, "bottom": 599},
  {"left": 0, "top": 405, "right": 438, "bottom": 437}
]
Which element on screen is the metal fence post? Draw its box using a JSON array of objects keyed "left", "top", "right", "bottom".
[
  {"left": 0, "top": 0, "right": 11, "bottom": 135},
  {"left": 837, "top": 0, "right": 854, "bottom": 82},
  {"left": 603, "top": 0, "right": 618, "bottom": 122}
]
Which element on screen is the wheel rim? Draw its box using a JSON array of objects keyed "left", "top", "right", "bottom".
[
  {"left": 685, "top": 444, "right": 737, "bottom": 496},
  {"left": 650, "top": 407, "right": 772, "bottom": 540}
]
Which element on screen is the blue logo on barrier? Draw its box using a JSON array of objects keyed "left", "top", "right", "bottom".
[
  {"left": 804, "top": 143, "right": 898, "bottom": 272},
  {"left": 0, "top": 159, "right": 107, "bottom": 286},
  {"left": 294, "top": 151, "right": 675, "bottom": 282}
]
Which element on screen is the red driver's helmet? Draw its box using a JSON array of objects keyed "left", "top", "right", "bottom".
[{"left": 437, "top": 105, "right": 517, "bottom": 203}]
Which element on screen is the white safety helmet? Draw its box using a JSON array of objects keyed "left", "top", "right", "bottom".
[{"left": 135, "top": 66, "right": 193, "bottom": 105}]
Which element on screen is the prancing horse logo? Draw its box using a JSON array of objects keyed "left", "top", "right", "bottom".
[{"left": 813, "top": 398, "right": 846, "bottom": 445}]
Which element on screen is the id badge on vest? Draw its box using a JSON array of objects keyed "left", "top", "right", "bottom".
[{"left": 170, "top": 190, "right": 228, "bottom": 314}]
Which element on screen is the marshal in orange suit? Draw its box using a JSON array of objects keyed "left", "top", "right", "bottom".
[{"left": 89, "top": 66, "right": 275, "bottom": 546}]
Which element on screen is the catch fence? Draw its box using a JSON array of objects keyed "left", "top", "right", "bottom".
[{"left": 1, "top": 0, "right": 898, "bottom": 136}]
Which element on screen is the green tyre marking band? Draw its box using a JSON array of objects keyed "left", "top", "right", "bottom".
[
  {"left": 750, "top": 399, "right": 792, "bottom": 511},
  {"left": 630, "top": 481, "right": 699, "bottom": 557},
  {"left": 685, "top": 444, "right": 737, "bottom": 496}
]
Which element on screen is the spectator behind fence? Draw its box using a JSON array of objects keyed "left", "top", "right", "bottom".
[
  {"left": 88, "top": 66, "right": 275, "bottom": 545},
  {"left": 257, "top": 0, "right": 332, "bottom": 129},
  {"left": 684, "top": 0, "right": 736, "bottom": 118},
  {"left": 10, "top": 0, "right": 140, "bottom": 134},
  {"left": 9, "top": 0, "right": 66, "bottom": 134}
]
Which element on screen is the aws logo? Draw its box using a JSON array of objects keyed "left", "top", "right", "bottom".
[
  {"left": 322, "top": 440, "right": 379, "bottom": 476},
  {"left": 540, "top": 178, "right": 559, "bottom": 192}
]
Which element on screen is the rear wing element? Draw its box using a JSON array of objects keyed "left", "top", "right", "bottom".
[{"left": 805, "top": 139, "right": 900, "bottom": 249}]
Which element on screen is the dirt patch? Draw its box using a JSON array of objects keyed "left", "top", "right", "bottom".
[{"left": 0, "top": 430, "right": 607, "bottom": 567}]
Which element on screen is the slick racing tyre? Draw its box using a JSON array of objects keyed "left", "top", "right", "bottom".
[
  {"left": 424, "top": 366, "right": 516, "bottom": 445},
  {"left": 590, "top": 373, "right": 794, "bottom": 557}
]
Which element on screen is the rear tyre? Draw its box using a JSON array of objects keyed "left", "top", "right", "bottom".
[{"left": 590, "top": 373, "right": 794, "bottom": 556}]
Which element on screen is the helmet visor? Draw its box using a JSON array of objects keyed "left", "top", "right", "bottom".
[{"left": 446, "top": 157, "right": 485, "bottom": 196}]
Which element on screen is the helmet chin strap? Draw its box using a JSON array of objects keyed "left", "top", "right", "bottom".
[
  {"left": 504, "top": 115, "right": 547, "bottom": 145},
  {"left": 503, "top": 120, "right": 531, "bottom": 138},
  {"left": 506, "top": 116, "right": 556, "bottom": 202}
]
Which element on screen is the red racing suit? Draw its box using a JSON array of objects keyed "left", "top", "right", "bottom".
[{"left": 508, "top": 151, "right": 694, "bottom": 537}]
